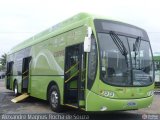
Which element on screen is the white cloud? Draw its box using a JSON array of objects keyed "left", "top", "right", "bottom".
[{"left": 0, "top": 0, "right": 160, "bottom": 56}]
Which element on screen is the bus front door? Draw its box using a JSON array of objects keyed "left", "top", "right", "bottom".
[
  {"left": 22, "top": 57, "right": 32, "bottom": 93},
  {"left": 6, "top": 61, "right": 14, "bottom": 90},
  {"left": 64, "top": 44, "right": 86, "bottom": 109}
]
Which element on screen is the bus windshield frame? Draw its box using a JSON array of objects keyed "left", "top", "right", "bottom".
[{"left": 94, "top": 19, "right": 154, "bottom": 87}]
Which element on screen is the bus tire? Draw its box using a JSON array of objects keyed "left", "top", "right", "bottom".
[
  {"left": 48, "top": 85, "right": 61, "bottom": 112},
  {"left": 14, "top": 80, "right": 18, "bottom": 96}
]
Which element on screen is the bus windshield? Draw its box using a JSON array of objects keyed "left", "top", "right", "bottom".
[{"left": 98, "top": 33, "right": 154, "bottom": 86}]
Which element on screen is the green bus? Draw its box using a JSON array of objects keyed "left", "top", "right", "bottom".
[{"left": 6, "top": 13, "right": 154, "bottom": 112}]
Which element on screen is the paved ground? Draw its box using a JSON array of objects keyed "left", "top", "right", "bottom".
[{"left": 0, "top": 80, "right": 160, "bottom": 120}]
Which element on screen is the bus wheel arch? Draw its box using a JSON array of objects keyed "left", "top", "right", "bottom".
[{"left": 47, "top": 81, "right": 62, "bottom": 112}]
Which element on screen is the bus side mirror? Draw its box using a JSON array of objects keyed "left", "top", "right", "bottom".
[
  {"left": 84, "top": 27, "right": 92, "bottom": 52},
  {"left": 84, "top": 37, "right": 91, "bottom": 52}
]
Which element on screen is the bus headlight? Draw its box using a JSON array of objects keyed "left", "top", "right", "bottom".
[
  {"left": 147, "top": 90, "right": 154, "bottom": 96},
  {"left": 101, "top": 90, "right": 115, "bottom": 97}
]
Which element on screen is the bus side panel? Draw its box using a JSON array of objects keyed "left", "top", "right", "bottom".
[
  {"left": 6, "top": 54, "right": 23, "bottom": 93},
  {"left": 29, "top": 32, "right": 66, "bottom": 102},
  {"left": 29, "top": 26, "right": 87, "bottom": 103},
  {"left": 30, "top": 76, "right": 64, "bottom": 100}
]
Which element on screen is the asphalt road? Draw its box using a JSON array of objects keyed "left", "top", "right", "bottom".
[{"left": 0, "top": 80, "right": 160, "bottom": 120}]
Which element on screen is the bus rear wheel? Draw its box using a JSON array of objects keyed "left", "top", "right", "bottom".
[
  {"left": 48, "top": 85, "right": 61, "bottom": 112},
  {"left": 14, "top": 81, "right": 18, "bottom": 96}
]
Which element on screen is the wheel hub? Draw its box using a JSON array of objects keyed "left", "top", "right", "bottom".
[
  {"left": 14, "top": 84, "right": 17, "bottom": 94},
  {"left": 51, "top": 91, "right": 58, "bottom": 108}
]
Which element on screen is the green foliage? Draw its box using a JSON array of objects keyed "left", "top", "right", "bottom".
[
  {"left": 153, "top": 56, "right": 160, "bottom": 61},
  {"left": 0, "top": 53, "right": 7, "bottom": 71}
]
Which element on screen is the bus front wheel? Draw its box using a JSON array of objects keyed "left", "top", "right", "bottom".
[{"left": 49, "top": 85, "right": 61, "bottom": 112}]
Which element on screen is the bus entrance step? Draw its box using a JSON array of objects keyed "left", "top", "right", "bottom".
[{"left": 11, "top": 93, "right": 29, "bottom": 103}]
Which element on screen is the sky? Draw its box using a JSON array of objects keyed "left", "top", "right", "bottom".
[{"left": 0, "top": 0, "right": 160, "bottom": 56}]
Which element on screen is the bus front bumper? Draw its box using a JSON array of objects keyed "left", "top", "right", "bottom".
[{"left": 86, "top": 91, "right": 153, "bottom": 111}]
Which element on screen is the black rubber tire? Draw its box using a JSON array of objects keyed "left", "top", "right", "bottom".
[
  {"left": 48, "top": 85, "right": 62, "bottom": 112},
  {"left": 14, "top": 81, "right": 18, "bottom": 96}
]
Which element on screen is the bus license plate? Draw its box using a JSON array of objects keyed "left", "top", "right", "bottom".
[{"left": 127, "top": 101, "right": 137, "bottom": 106}]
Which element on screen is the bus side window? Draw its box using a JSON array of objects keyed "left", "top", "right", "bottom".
[
  {"left": 6, "top": 61, "right": 13, "bottom": 76},
  {"left": 87, "top": 35, "right": 98, "bottom": 90}
]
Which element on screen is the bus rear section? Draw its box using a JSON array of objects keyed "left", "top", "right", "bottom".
[{"left": 84, "top": 19, "right": 154, "bottom": 111}]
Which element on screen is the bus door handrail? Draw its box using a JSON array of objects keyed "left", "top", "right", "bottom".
[
  {"left": 6, "top": 73, "right": 11, "bottom": 76},
  {"left": 22, "top": 70, "right": 29, "bottom": 75},
  {"left": 65, "top": 62, "right": 79, "bottom": 74},
  {"left": 22, "top": 75, "right": 29, "bottom": 80},
  {"left": 65, "top": 70, "right": 79, "bottom": 83}
]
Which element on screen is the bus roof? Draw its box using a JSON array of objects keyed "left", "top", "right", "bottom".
[{"left": 8, "top": 13, "right": 133, "bottom": 55}]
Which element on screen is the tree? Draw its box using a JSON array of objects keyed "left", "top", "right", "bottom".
[{"left": 0, "top": 53, "right": 7, "bottom": 71}]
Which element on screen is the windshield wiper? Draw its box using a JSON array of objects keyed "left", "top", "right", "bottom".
[
  {"left": 109, "top": 31, "right": 129, "bottom": 67},
  {"left": 133, "top": 37, "right": 141, "bottom": 55},
  {"left": 133, "top": 37, "right": 141, "bottom": 69}
]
